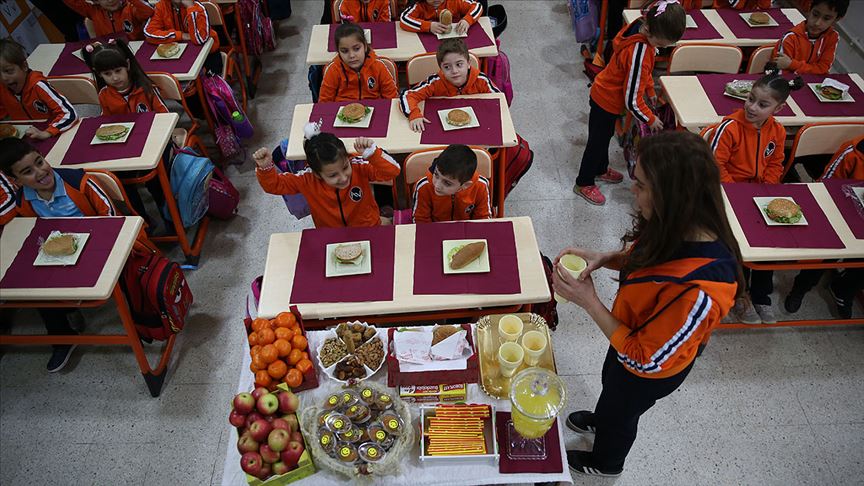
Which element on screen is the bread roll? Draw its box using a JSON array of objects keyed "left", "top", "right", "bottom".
[
  {"left": 439, "top": 9, "right": 453, "bottom": 33},
  {"left": 449, "top": 241, "right": 486, "bottom": 269}
]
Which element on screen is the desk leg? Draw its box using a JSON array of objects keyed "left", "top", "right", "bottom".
[{"left": 494, "top": 148, "right": 506, "bottom": 217}]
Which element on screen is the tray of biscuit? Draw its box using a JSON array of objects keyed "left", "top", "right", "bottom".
[
  {"left": 419, "top": 403, "right": 498, "bottom": 464},
  {"left": 316, "top": 321, "right": 387, "bottom": 384}
]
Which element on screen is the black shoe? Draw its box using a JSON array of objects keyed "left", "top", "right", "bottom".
[
  {"left": 829, "top": 282, "right": 853, "bottom": 319},
  {"left": 784, "top": 292, "right": 804, "bottom": 313},
  {"left": 566, "top": 410, "right": 596, "bottom": 434},
  {"left": 47, "top": 345, "right": 77, "bottom": 373},
  {"left": 567, "top": 450, "right": 623, "bottom": 477}
]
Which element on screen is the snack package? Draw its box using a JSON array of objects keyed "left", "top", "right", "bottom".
[{"left": 399, "top": 384, "right": 467, "bottom": 403}]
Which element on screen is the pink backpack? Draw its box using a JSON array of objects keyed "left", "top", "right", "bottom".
[
  {"left": 486, "top": 39, "right": 513, "bottom": 106},
  {"left": 238, "top": 0, "right": 276, "bottom": 56},
  {"left": 208, "top": 166, "right": 240, "bottom": 219},
  {"left": 201, "top": 72, "right": 251, "bottom": 161}
]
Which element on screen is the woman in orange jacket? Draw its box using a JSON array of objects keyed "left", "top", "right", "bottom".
[
  {"left": 62, "top": 0, "right": 154, "bottom": 40},
  {"left": 553, "top": 131, "right": 743, "bottom": 477},
  {"left": 319, "top": 23, "right": 398, "bottom": 103}
]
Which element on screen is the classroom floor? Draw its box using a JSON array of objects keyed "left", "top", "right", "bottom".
[{"left": 2, "top": 2, "right": 863, "bottom": 485}]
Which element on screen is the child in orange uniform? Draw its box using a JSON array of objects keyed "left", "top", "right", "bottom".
[
  {"left": 62, "top": 0, "right": 154, "bottom": 40},
  {"left": 400, "top": 38, "right": 499, "bottom": 132},
  {"left": 0, "top": 172, "right": 17, "bottom": 226},
  {"left": 253, "top": 122, "right": 401, "bottom": 228},
  {"left": 144, "top": 0, "right": 219, "bottom": 52},
  {"left": 821, "top": 134, "right": 864, "bottom": 180},
  {"left": 339, "top": 0, "right": 392, "bottom": 23},
  {"left": 400, "top": 0, "right": 482, "bottom": 34},
  {"left": 412, "top": 144, "right": 491, "bottom": 223},
  {"left": 772, "top": 0, "right": 847, "bottom": 75},
  {"left": 712, "top": 0, "right": 770, "bottom": 9},
  {"left": 83, "top": 40, "right": 168, "bottom": 115},
  {"left": 0, "top": 40, "right": 78, "bottom": 141},
  {"left": 710, "top": 72, "right": 802, "bottom": 324},
  {"left": 575, "top": 1, "right": 685, "bottom": 206},
  {"left": 320, "top": 23, "right": 398, "bottom": 103}
]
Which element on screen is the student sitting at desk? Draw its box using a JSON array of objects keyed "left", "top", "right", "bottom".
[
  {"left": 400, "top": 0, "right": 483, "bottom": 35},
  {"left": 0, "top": 40, "right": 78, "bottom": 141},
  {"left": 143, "top": 0, "right": 222, "bottom": 72},
  {"left": 712, "top": 0, "right": 770, "bottom": 10},
  {"left": 320, "top": 23, "right": 398, "bottom": 103},
  {"left": 339, "top": 0, "right": 392, "bottom": 23},
  {"left": 772, "top": 0, "right": 847, "bottom": 75},
  {"left": 412, "top": 144, "right": 491, "bottom": 223},
  {"left": 62, "top": 0, "right": 155, "bottom": 41}
]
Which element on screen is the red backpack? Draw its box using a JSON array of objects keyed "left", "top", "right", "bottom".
[
  {"left": 120, "top": 241, "right": 193, "bottom": 341},
  {"left": 501, "top": 133, "right": 534, "bottom": 199}
]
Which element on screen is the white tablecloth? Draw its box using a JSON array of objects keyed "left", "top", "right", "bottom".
[{"left": 221, "top": 327, "right": 573, "bottom": 485}]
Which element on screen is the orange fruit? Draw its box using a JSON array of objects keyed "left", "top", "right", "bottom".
[
  {"left": 248, "top": 332, "right": 260, "bottom": 347},
  {"left": 275, "top": 312, "right": 296, "bottom": 328},
  {"left": 252, "top": 354, "right": 268, "bottom": 371},
  {"left": 274, "top": 327, "right": 292, "bottom": 340},
  {"left": 290, "top": 335, "right": 308, "bottom": 351},
  {"left": 274, "top": 339, "right": 292, "bottom": 358},
  {"left": 251, "top": 318, "right": 270, "bottom": 332},
  {"left": 251, "top": 345, "right": 262, "bottom": 356},
  {"left": 255, "top": 370, "right": 272, "bottom": 388},
  {"left": 249, "top": 362, "right": 258, "bottom": 373},
  {"left": 301, "top": 352, "right": 309, "bottom": 361},
  {"left": 260, "top": 344, "right": 279, "bottom": 364},
  {"left": 258, "top": 328, "right": 276, "bottom": 345},
  {"left": 295, "top": 358, "right": 313, "bottom": 374},
  {"left": 292, "top": 327, "right": 303, "bottom": 337},
  {"left": 287, "top": 348, "right": 303, "bottom": 366},
  {"left": 285, "top": 368, "right": 303, "bottom": 388},
  {"left": 267, "top": 360, "right": 288, "bottom": 379}
]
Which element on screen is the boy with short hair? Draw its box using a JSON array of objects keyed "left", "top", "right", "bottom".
[
  {"left": 400, "top": 38, "right": 499, "bottom": 133},
  {"left": 62, "top": 0, "right": 155, "bottom": 41},
  {"left": 412, "top": 144, "right": 491, "bottom": 223},
  {"left": 143, "top": 0, "right": 219, "bottom": 51},
  {"left": 772, "top": 0, "right": 848, "bottom": 75},
  {"left": 400, "top": 0, "right": 483, "bottom": 34}
]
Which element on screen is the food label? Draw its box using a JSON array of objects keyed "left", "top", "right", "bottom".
[
  {"left": 367, "top": 447, "right": 379, "bottom": 457},
  {"left": 333, "top": 418, "right": 345, "bottom": 429},
  {"left": 321, "top": 435, "right": 331, "bottom": 445},
  {"left": 399, "top": 383, "right": 468, "bottom": 403},
  {"left": 348, "top": 405, "right": 358, "bottom": 414},
  {"left": 375, "top": 430, "right": 386, "bottom": 441},
  {"left": 361, "top": 389, "right": 373, "bottom": 399},
  {"left": 378, "top": 394, "right": 391, "bottom": 403},
  {"left": 339, "top": 447, "right": 351, "bottom": 458},
  {"left": 342, "top": 393, "right": 353, "bottom": 403},
  {"left": 327, "top": 395, "right": 339, "bottom": 406},
  {"left": 387, "top": 418, "right": 398, "bottom": 429}
]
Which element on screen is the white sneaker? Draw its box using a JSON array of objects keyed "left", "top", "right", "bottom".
[
  {"left": 732, "top": 298, "right": 761, "bottom": 324},
  {"left": 753, "top": 304, "right": 777, "bottom": 324}
]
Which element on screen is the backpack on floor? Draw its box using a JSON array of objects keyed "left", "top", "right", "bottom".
[
  {"left": 486, "top": 39, "right": 513, "bottom": 106},
  {"left": 568, "top": 0, "right": 599, "bottom": 44},
  {"left": 238, "top": 0, "right": 276, "bottom": 55},
  {"left": 621, "top": 104, "right": 676, "bottom": 179},
  {"left": 308, "top": 65, "right": 324, "bottom": 103},
  {"left": 202, "top": 72, "right": 252, "bottom": 161},
  {"left": 167, "top": 147, "right": 214, "bottom": 227},
  {"left": 533, "top": 254, "right": 559, "bottom": 331},
  {"left": 208, "top": 166, "right": 240, "bottom": 219},
  {"left": 272, "top": 140, "right": 312, "bottom": 219},
  {"left": 121, "top": 241, "right": 193, "bottom": 341},
  {"left": 501, "top": 133, "right": 534, "bottom": 199}
]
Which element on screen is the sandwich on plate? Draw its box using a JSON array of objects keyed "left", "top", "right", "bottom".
[
  {"left": 748, "top": 12, "right": 771, "bottom": 25},
  {"left": 765, "top": 198, "right": 803, "bottom": 224},
  {"left": 445, "top": 108, "right": 472, "bottom": 127},
  {"left": 439, "top": 9, "right": 453, "bottom": 33},
  {"left": 156, "top": 42, "right": 181, "bottom": 58},
  {"left": 334, "top": 242, "right": 364, "bottom": 265},
  {"left": 95, "top": 124, "right": 129, "bottom": 142},
  {"left": 448, "top": 241, "right": 485, "bottom": 269},
  {"left": 337, "top": 103, "right": 370, "bottom": 124},
  {"left": 42, "top": 234, "right": 78, "bottom": 257}
]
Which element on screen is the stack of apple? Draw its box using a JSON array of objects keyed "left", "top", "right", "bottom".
[{"left": 230, "top": 387, "right": 306, "bottom": 481}]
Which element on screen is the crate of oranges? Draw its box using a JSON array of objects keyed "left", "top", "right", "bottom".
[{"left": 247, "top": 306, "right": 319, "bottom": 393}]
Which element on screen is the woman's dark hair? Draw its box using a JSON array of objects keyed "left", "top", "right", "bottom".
[
  {"left": 0, "top": 38, "right": 28, "bottom": 67},
  {"left": 303, "top": 132, "right": 349, "bottom": 173},
  {"left": 334, "top": 22, "right": 369, "bottom": 54},
  {"left": 644, "top": 2, "right": 686, "bottom": 43},
  {"left": 753, "top": 68, "right": 804, "bottom": 103},
  {"left": 621, "top": 131, "right": 745, "bottom": 297},
  {"left": 83, "top": 39, "right": 158, "bottom": 100}
]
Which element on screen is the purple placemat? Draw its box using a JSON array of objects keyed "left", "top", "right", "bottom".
[
  {"left": 289, "top": 225, "right": 396, "bottom": 304},
  {"left": 135, "top": 42, "right": 205, "bottom": 75},
  {"left": 0, "top": 217, "right": 125, "bottom": 289},
  {"left": 715, "top": 8, "right": 793, "bottom": 39},
  {"left": 413, "top": 221, "right": 521, "bottom": 295},
  {"left": 789, "top": 74, "right": 864, "bottom": 117},
  {"left": 822, "top": 179, "right": 864, "bottom": 239},
  {"left": 327, "top": 22, "right": 398, "bottom": 52},
  {"left": 495, "top": 413, "right": 563, "bottom": 474},
  {"left": 24, "top": 122, "right": 61, "bottom": 155},
  {"left": 47, "top": 35, "right": 127, "bottom": 77},
  {"left": 723, "top": 183, "right": 844, "bottom": 249},
  {"left": 60, "top": 112, "right": 155, "bottom": 166},
  {"left": 682, "top": 9, "right": 722, "bottom": 41},
  {"left": 419, "top": 97, "right": 503, "bottom": 146},
  {"left": 309, "top": 99, "right": 392, "bottom": 138},
  {"left": 698, "top": 74, "right": 794, "bottom": 117},
  {"left": 417, "top": 22, "right": 494, "bottom": 53}
]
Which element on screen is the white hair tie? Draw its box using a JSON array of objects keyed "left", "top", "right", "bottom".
[{"left": 304, "top": 119, "right": 323, "bottom": 140}]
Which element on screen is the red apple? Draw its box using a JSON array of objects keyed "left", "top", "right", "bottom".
[
  {"left": 290, "top": 431, "right": 303, "bottom": 444},
  {"left": 248, "top": 419, "right": 273, "bottom": 443},
  {"left": 240, "top": 451, "right": 263, "bottom": 477},
  {"left": 259, "top": 444, "right": 280, "bottom": 464},
  {"left": 237, "top": 432, "right": 259, "bottom": 454},
  {"left": 271, "top": 461, "right": 289, "bottom": 475},
  {"left": 267, "top": 428, "right": 291, "bottom": 452},
  {"left": 244, "top": 411, "right": 264, "bottom": 430},
  {"left": 282, "top": 414, "right": 299, "bottom": 433},
  {"left": 228, "top": 410, "right": 246, "bottom": 428},
  {"left": 252, "top": 387, "right": 269, "bottom": 401},
  {"left": 280, "top": 441, "right": 304, "bottom": 468},
  {"left": 277, "top": 391, "right": 300, "bottom": 414},
  {"left": 257, "top": 463, "right": 272, "bottom": 480},
  {"left": 257, "top": 393, "right": 279, "bottom": 416},
  {"left": 232, "top": 392, "right": 256, "bottom": 415},
  {"left": 270, "top": 418, "right": 291, "bottom": 432}
]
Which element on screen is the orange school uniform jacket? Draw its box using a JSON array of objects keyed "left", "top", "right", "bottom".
[
  {"left": 590, "top": 21, "right": 658, "bottom": 125},
  {"left": 712, "top": 0, "right": 770, "bottom": 9},
  {"left": 0, "top": 71, "right": 78, "bottom": 136},
  {"left": 400, "top": 0, "right": 483, "bottom": 32},
  {"left": 256, "top": 146, "right": 400, "bottom": 228},
  {"left": 710, "top": 109, "right": 786, "bottom": 184},
  {"left": 99, "top": 85, "right": 169, "bottom": 115},
  {"left": 412, "top": 169, "right": 491, "bottom": 223},
  {"left": 13, "top": 168, "right": 117, "bottom": 218},
  {"left": 339, "top": 0, "right": 392, "bottom": 22},
  {"left": 143, "top": 0, "right": 219, "bottom": 51},
  {"left": 773, "top": 22, "right": 838, "bottom": 76},
  {"left": 62, "top": 0, "right": 154, "bottom": 40},
  {"left": 821, "top": 135, "right": 864, "bottom": 180},
  {"left": 611, "top": 241, "right": 738, "bottom": 379},
  {"left": 400, "top": 67, "right": 499, "bottom": 121},
  {"left": 0, "top": 172, "right": 17, "bottom": 226},
  {"left": 319, "top": 50, "right": 399, "bottom": 103}
]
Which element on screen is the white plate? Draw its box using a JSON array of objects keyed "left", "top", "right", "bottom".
[
  {"left": 71, "top": 48, "right": 84, "bottom": 61},
  {"left": 437, "top": 106, "right": 480, "bottom": 131},
  {"left": 808, "top": 83, "right": 855, "bottom": 103},
  {"left": 436, "top": 24, "right": 468, "bottom": 39},
  {"left": 443, "top": 239, "right": 490, "bottom": 274},
  {"left": 315, "top": 323, "right": 387, "bottom": 384},
  {"left": 740, "top": 12, "right": 779, "bottom": 27},
  {"left": 753, "top": 197, "right": 808, "bottom": 226},
  {"left": 686, "top": 14, "right": 697, "bottom": 29},
  {"left": 852, "top": 186, "right": 864, "bottom": 206},
  {"left": 325, "top": 240, "right": 372, "bottom": 277},
  {"left": 33, "top": 233, "right": 90, "bottom": 266},
  {"left": 332, "top": 105, "right": 375, "bottom": 128},
  {"left": 90, "top": 122, "right": 135, "bottom": 145},
  {"left": 150, "top": 42, "right": 187, "bottom": 60},
  {"left": 723, "top": 91, "right": 748, "bottom": 101}
]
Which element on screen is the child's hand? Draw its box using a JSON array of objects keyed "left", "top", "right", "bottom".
[
  {"left": 410, "top": 117, "right": 430, "bottom": 133},
  {"left": 25, "top": 127, "right": 51, "bottom": 140},
  {"left": 430, "top": 22, "right": 448, "bottom": 35},
  {"left": 353, "top": 137, "right": 374, "bottom": 153},
  {"left": 773, "top": 53, "right": 792, "bottom": 70},
  {"left": 454, "top": 20, "right": 470, "bottom": 35},
  {"left": 252, "top": 147, "right": 274, "bottom": 168},
  {"left": 649, "top": 118, "right": 664, "bottom": 132}
]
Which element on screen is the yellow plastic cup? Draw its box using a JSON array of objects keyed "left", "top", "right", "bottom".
[
  {"left": 498, "top": 314, "right": 524, "bottom": 342},
  {"left": 498, "top": 342, "right": 524, "bottom": 377},
  {"left": 521, "top": 330, "right": 548, "bottom": 366},
  {"left": 554, "top": 254, "right": 587, "bottom": 303}
]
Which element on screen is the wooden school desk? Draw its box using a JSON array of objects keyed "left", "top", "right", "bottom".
[
  {"left": 623, "top": 8, "right": 805, "bottom": 46},
  {"left": 720, "top": 183, "right": 864, "bottom": 328},
  {"left": 257, "top": 216, "right": 551, "bottom": 327},
  {"left": 0, "top": 217, "right": 176, "bottom": 397},
  {"left": 305, "top": 17, "right": 498, "bottom": 65},
  {"left": 660, "top": 73, "right": 864, "bottom": 131}
]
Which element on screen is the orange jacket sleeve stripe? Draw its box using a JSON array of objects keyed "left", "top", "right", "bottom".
[
  {"left": 0, "top": 173, "right": 17, "bottom": 226},
  {"left": 624, "top": 42, "right": 653, "bottom": 124},
  {"left": 35, "top": 80, "right": 78, "bottom": 135}
]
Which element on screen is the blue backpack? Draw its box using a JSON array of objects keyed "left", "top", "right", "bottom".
[{"left": 166, "top": 148, "right": 214, "bottom": 228}]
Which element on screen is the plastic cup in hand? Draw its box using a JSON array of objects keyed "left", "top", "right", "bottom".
[
  {"left": 498, "top": 315, "right": 524, "bottom": 343},
  {"left": 521, "top": 330, "right": 548, "bottom": 366},
  {"left": 554, "top": 254, "right": 587, "bottom": 303},
  {"left": 497, "top": 342, "right": 524, "bottom": 378}
]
